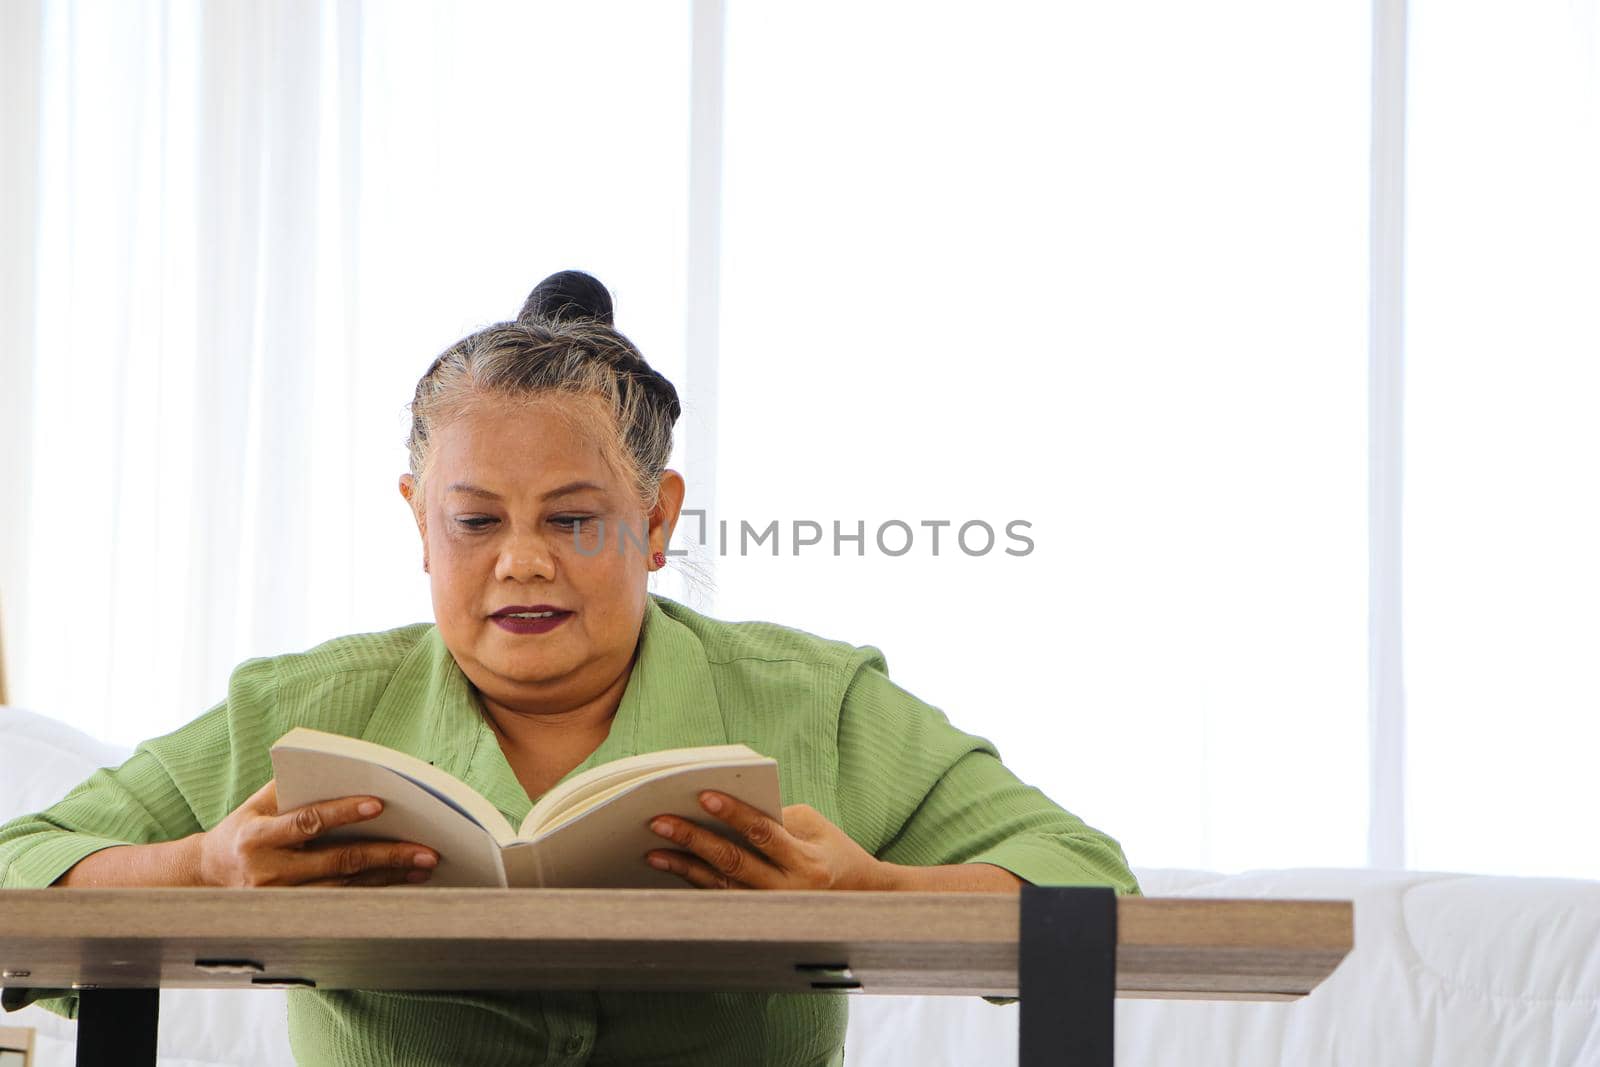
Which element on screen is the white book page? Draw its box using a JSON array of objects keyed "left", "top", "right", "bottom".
[
  {"left": 272, "top": 728, "right": 516, "bottom": 840},
  {"left": 519, "top": 744, "right": 768, "bottom": 837},
  {"left": 272, "top": 747, "right": 511, "bottom": 887},
  {"left": 524, "top": 762, "right": 782, "bottom": 888}
]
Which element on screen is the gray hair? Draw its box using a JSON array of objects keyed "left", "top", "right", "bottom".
[{"left": 405, "top": 317, "right": 681, "bottom": 509}]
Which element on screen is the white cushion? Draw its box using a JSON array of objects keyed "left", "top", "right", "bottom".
[{"left": 0, "top": 707, "right": 131, "bottom": 816}]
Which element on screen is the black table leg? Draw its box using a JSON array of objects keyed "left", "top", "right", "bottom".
[
  {"left": 76, "top": 988, "right": 159, "bottom": 1067},
  {"left": 1019, "top": 885, "right": 1116, "bottom": 1067}
]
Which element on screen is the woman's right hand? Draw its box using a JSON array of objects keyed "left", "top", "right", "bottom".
[{"left": 196, "top": 779, "right": 439, "bottom": 887}]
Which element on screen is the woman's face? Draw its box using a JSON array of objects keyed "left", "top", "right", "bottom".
[{"left": 399, "top": 394, "right": 682, "bottom": 716}]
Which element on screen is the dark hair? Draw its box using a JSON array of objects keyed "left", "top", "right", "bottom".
[
  {"left": 405, "top": 272, "right": 680, "bottom": 507},
  {"left": 517, "top": 269, "right": 615, "bottom": 326}
]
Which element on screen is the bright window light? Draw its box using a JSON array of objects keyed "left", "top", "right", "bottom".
[{"left": 715, "top": 1, "right": 1371, "bottom": 871}]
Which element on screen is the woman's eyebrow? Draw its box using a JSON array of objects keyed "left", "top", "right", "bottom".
[
  {"left": 446, "top": 480, "right": 604, "bottom": 501},
  {"left": 446, "top": 482, "right": 502, "bottom": 501},
  {"left": 540, "top": 480, "right": 606, "bottom": 501}
]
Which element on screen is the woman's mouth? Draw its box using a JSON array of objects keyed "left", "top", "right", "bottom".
[{"left": 490, "top": 605, "right": 573, "bottom": 635}]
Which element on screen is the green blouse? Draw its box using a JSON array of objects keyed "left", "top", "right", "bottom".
[{"left": 0, "top": 594, "right": 1139, "bottom": 1066}]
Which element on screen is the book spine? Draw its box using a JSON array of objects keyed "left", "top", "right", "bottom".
[{"left": 498, "top": 842, "right": 542, "bottom": 888}]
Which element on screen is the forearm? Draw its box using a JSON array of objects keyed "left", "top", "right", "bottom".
[
  {"left": 882, "top": 860, "right": 1024, "bottom": 893},
  {"left": 54, "top": 834, "right": 204, "bottom": 887},
  {"left": 0, "top": 746, "right": 216, "bottom": 890}
]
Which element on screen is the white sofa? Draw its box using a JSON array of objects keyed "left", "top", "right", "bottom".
[{"left": 3, "top": 707, "right": 1598, "bottom": 1066}]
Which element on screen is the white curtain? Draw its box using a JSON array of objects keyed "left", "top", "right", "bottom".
[
  {"left": 710, "top": 0, "right": 1600, "bottom": 878},
  {"left": 0, "top": 0, "right": 692, "bottom": 747},
  {"left": 714, "top": 1, "right": 1372, "bottom": 873},
  {"left": 1403, "top": 0, "right": 1600, "bottom": 879}
]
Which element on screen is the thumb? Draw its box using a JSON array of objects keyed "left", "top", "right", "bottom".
[
  {"left": 780, "top": 804, "right": 825, "bottom": 837},
  {"left": 245, "top": 778, "right": 279, "bottom": 815}
]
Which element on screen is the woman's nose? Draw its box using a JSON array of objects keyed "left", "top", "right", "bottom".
[{"left": 495, "top": 531, "right": 556, "bottom": 583}]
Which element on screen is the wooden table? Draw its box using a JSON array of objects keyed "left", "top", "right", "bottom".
[{"left": 0, "top": 886, "right": 1352, "bottom": 1066}]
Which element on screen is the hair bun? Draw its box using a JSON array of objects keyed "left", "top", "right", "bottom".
[{"left": 519, "top": 270, "right": 615, "bottom": 326}]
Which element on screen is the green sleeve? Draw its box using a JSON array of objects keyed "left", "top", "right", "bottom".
[
  {"left": 0, "top": 657, "right": 280, "bottom": 1018},
  {"left": 834, "top": 652, "right": 1140, "bottom": 896}
]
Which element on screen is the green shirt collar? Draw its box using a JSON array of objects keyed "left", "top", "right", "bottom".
[{"left": 361, "top": 594, "right": 725, "bottom": 826}]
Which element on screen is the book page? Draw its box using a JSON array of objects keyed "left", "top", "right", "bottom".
[
  {"left": 519, "top": 744, "right": 768, "bottom": 838},
  {"left": 271, "top": 743, "right": 513, "bottom": 887},
  {"left": 273, "top": 728, "right": 516, "bottom": 842},
  {"left": 521, "top": 761, "right": 782, "bottom": 888}
]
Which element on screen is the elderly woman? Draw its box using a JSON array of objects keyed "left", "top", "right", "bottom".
[{"left": 0, "top": 273, "right": 1138, "bottom": 1066}]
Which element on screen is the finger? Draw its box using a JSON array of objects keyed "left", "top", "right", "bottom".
[
  {"left": 649, "top": 815, "right": 781, "bottom": 887},
  {"left": 298, "top": 840, "right": 439, "bottom": 883},
  {"left": 645, "top": 849, "right": 743, "bottom": 890},
  {"left": 260, "top": 794, "right": 388, "bottom": 847},
  {"left": 696, "top": 792, "right": 796, "bottom": 867}
]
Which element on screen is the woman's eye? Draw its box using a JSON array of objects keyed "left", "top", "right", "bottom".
[
  {"left": 456, "top": 517, "right": 497, "bottom": 530},
  {"left": 551, "top": 515, "right": 594, "bottom": 529}
]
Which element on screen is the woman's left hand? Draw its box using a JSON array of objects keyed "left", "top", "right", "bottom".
[{"left": 647, "top": 792, "right": 898, "bottom": 891}]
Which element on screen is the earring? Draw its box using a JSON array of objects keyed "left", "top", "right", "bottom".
[{"left": 651, "top": 551, "right": 667, "bottom": 569}]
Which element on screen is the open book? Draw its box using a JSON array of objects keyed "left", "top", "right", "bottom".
[{"left": 270, "top": 727, "right": 781, "bottom": 888}]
